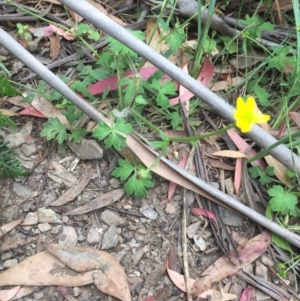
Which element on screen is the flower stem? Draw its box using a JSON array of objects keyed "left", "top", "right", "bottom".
[{"left": 167, "top": 123, "right": 236, "bottom": 142}]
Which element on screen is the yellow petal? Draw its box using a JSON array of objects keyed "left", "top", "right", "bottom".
[
  {"left": 236, "top": 119, "right": 252, "bottom": 133},
  {"left": 245, "top": 96, "right": 256, "bottom": 112},
  {"left": 236, "top": 97, "right": 246, "bottom": 111},
  {"left": 254, "top": 114, "right": 271, "bottom": 124}
]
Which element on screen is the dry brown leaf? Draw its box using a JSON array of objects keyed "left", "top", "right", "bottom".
[
  {"left": 0, "top": 217, "right": 24, "bottom": 238},
  {"left": 167, "top": 269, "right": 236, "bottom": 300},
  {"left": 48, "top": 244, "right": 131, "bottom": 301},
  {"left": 51, "top": 165, "right": 94, "bottom": 206},
  {"left": 0, "top": 286, "right": 20, "bottom": 301},
  {"left": 32, "top": 98, "right": 70, "bottom": 129},
  {"left": 210, "top": 76, "right": 243, "bottom": 92},
  {"left": 191, "top": 231, "right": 271, "bottom": 297},
  {"left": 11, "top": 287, "right": 37, "bottom": 300},
  {"left": 49, "top": 33, "right": 61, "bottom": 60},
  {"left": 0, "top": 251, "right": 94, "bottom": 286},
  {"left": 65, "top": 188, "right": 125, "bottom": 215},
  {"left": 212, "top": 150, "right": 247, "bottom": 158},
  {"left": 0, "top": 109, "right": 18, "bottom": 117},
  {"left": 289, "top": 111, "right": 300, "bottom": 128},
  {"left": 5, "top": 96, "right": 31, "bottom": 109},
  {"left": 265, "top": 155, "right": 291, "bottom": 187}
]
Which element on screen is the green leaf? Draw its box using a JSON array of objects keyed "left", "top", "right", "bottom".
[
  {"left": 271, "top": 233, "right": 292, "bottom": 252},
  {"left": 68, "top": 128, "right": 87, "bottom": 143},
  {"left": 165, "top": 23, "right": 185, "bottom": 53},
  {"left": 92, "top": 122, "right": 112, "bottom": 141},
  {"left": 160, "top": 80, "right": 176, "bottom": 95},
  {"left": 0, "top": 75, "right": 20, "bottom": 97},
  {"left": 220, "top": 36, "right": 238, "bottom": 54},
  {"left": 77, "top": 24, "right": 92, "bottom": 35},
  {"left": 157, "top": 93, "right": 169, "bottom": 110},
  {"left": 124, "top": 174, "right": 153, "bottom": 197},
  {"left": 88, "top": 30, "right": 100, "bottom": 41},
  {"left": 105, "top": 132, "right": 126, "bottom": 150},
  {"left": 135, "top": 95, "right": 148, "bottom": 105},
  {"left": 268, "top": 185, "right": 298, "bottom": 215},
  {"left": 114, "top": 119, "right": 133, "bottom": 134},
  {"left": 167, "top": 111, "right": 182, "bottom": 129},
  {"left": 41, "top": 117, "right": 68, "bottom": 144},
  {"left": 112, "top": 159, "right": 134, "bottom": 181}
]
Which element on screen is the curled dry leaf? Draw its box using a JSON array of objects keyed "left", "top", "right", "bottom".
[{"left": 48, "top": 244, "right": 131, "bottom": 301}]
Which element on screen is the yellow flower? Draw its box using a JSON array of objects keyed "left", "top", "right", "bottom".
[{"left": 234, "top": 96, "right": 270, "bottom": 133}]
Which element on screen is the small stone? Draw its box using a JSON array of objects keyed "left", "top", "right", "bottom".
[
  {"left": 255, "top": 262, "right": 268, "bottom": 281},
  {"left": 38, "top": 208, "right": 62, "bottom": 224},
  {"left": 1, "top": 252, "right": 13, "bottom": 261},
  {"left": 73, "top": 287, "right": 82, "bottom": 297},
  {"left": 51, "top": 225, "right": 62, "bottom": 234},
  {"left": 38, "top": 223, "right": 52, "bottom": 232},
  {"left": 19, "top": 121, "right": 33, "bottom": 140},
  {"left": 109, "top": 178, "right": 120, "bottom": 189},
  {"left": 165, "top": 202, "right": 176, "bottom": 214},
  {"left": 33, "top": 291, "right": 44, "bottom": 300},
  {"left": 186, "top": 221, "right": 202, "bottom": 239},
  {"left": 194, "top": 235, "right": 206, "bottom": 251},
  {"left": 139, "top": 207, "right": 158, "bottom": 220},
  {"left": 100, "top": 210, "right": 125, "bottom": 226},
  {"left": 4, "top": 133, "right": 25, "bottom": 148},
  {"left": 62, "top": 215, "right": 69, "bottom": 223},
  {"left": 67, "top": 138, "right": 103, "bottom": 160},
  {"left": 21, "top": 144, "right": 37, "bottom": 157},
  {"left": 58, "top": 226, "right": 78, "bottom": 247},
  {"left": 261, "top": 255, "right": 274, "bottom": 267},
  {"left": 87, "top": 227, "right": 102, "bottom": 244},
  {"left": 123, "top": 204, "right": 132, "bottom": 210},
  {"left": 3, "top": 259, "right": 18, "bottom": 268},
  {"left": 22, "top": 212, "right": 38, "bottom": 226},
  {"left": 173, "top": 195, "right": 182, "bottom": 201},
  {"left": 101, "top": 225, "right": 118, "bottom": 249},
  {"left": 13, "top": 182, "right": 37, "bottom": 198}
]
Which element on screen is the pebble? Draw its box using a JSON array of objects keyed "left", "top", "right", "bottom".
[
  {"left": 87, "top": 227, "right": 102, "bottom": 244},
  {"left": 194, "top": 235, "right": 206, "bottom": 251},
  {"left": 261, "top": 255, "right": 274, "bottom": 267},
  {"left": 13, "top": 182, "right": 36, "bottom": 198},
  {"left": 174, "top": 195, "right": 183, "bottom": 201},
  {"left": 3, "top": 259, "right": 18, "bottom": 268},
  {"left": 22, "top": 212, "right": 38, "bottom": 226},
  {"left": 139, "top": 207, "right": 158, "bottom": 220},
  {"left": 100, "top": 210, "right": 125, "bottom": 226},
  {"left": 33, "top": 291, "right": 44, "bottom": 300},
  {"left": 19, "top": 121, "right": 33, "bottom": 140},
  {"left": 51, "top": 225, "right": 62, "bottom": 235},
  {"left": 58, "top": 226, "right": 78, "bottom": 247},
  {"left": 101, "top": 225, "right": 118, "bottom": 249},
  {"left": 21, "top": 144, "right": 37, "bottom": 157},
  {"left": 38, "top": 223, "right": 52, "bottom": 232},
  {"left": 109, "top": 178, "right": 120, "bottom": 189},
  {"left": 38, "top": 208, "right": 62, "bottom": 224},
  {"left": 1, "top": 252, "right": 13, "bottom": 261},
  {"left": 4, "top": 133, "right": 25, "bottom": 148}
]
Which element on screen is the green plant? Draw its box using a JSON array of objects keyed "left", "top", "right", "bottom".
[
  {"left": 16, "top": 23, "right": 31, "bottom": 40},
  {"left": 112, "top": 159, "right": 154, "bottom": 197},
  {"left": 0, "top": 113, "right": 27, "bottom": 179},
  {"left": 267, "top": 185, "right": 299, "bottom": 217},
  {"left": 249, "top": 166, "right": 274, "bottom": 185}
]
